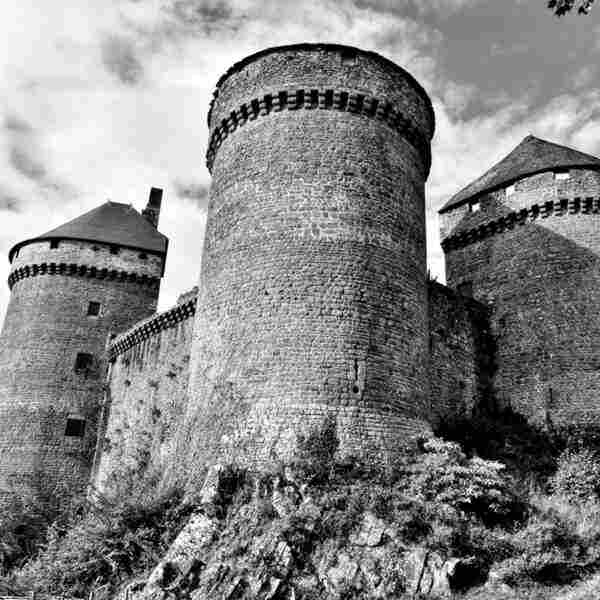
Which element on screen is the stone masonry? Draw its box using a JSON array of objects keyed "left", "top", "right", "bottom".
[
  {"left": 3, "top": 44, "right": 600, "bottom": 505},
  {"left": 92, "top": 289, "right": 197, "bottom": 498},
  {"left": 440, "top": 139, "right": 600, "bottom": 428},
  {"left": 171, "top": 43, "right": 436, "bottom": 482},
  {"left": 0, "top": 194, "right": 167, "bottom": 503}
]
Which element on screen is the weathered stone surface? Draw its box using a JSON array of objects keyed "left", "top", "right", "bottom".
[
  {"left": 0, "top": 236, "right": 165, "bottom": 504},
  {"left": 175, "top": 42, "right": 435, "bottom": 484},
  {"left": 427, "top": 280, "right": 494, "bottom": 428},
  {"left": 349, "top": 511, "right": 387, "bottom": 547},
  {"left": 93, "top": 292, "right": 196, "bottom": 499},
  {"left": 140, "top": 512, "right": 219, "bottom": 599},
  {"left": 441, "top": 166, "right": 600, "bottom": 429}
]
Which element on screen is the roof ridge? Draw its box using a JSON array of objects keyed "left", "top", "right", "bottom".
[
  {"left": 9, "top": 200, "right": 168, "bottom": 262},
  {"left": 439, "top": 135, "right": 600, "bottom": 214}
]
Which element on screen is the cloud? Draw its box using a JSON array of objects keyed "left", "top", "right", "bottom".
[
  {"left": 173, "top": 180, "right": 210, "bottom": 211},
  {"left": 166, "top": 0, "right": 236, "bottom": 34},
  {"left": 2, "top": 111, "right": 79, "bottom": 202},
  {"left": 4, "top": 114, "right": 47, "bottom": 182},
  {"left": 4, "top": 114, "right": 33, "bottom": 134},
  {"left": 9, "top": 146, "right": 46, "bottom": 181},
  {"left": 101, "top": 34, "right": 144, "bottom": 85},
  {"left": 0, "top": 186, "right": 21, "bottom": 213}
]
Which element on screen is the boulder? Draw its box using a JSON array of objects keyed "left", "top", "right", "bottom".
[{"left": 139, "top": 512, "right": 219, "bottom": 599}]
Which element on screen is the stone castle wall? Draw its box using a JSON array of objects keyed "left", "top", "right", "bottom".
[
  {"left": 170, "top": 44, "right": 435, "bottom": 485},
  {"left": 440, "top": 168, "right": 600, "bottom": 426},
  {"left": 92, "top": 292, "right": 196, "bottom": 498},
  {"left": 0, "top": 239, "right": 163, "bottom": 502},
  {"left": 427, "top": 281, "right": 494, "bottom": 427}
]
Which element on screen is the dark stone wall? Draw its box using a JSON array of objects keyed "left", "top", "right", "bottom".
[
  {"left": 174, "top": 45, "right": 435, "bottom": 483},
  {"left": 440, "top": 168, "right": 600, "bottom": 427},
  {"left": 427, "top": 281, "right": 494, "bottom": 428},
  {"left": 92, "top": 293, "right": 196, "bottom": 500},
  {"left": 0, "top": 240, "right": 163, "bottom": 503}
]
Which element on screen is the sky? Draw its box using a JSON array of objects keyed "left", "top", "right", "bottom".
[{"left": 0, "top": 0, "right": 599, "bottom": 322}]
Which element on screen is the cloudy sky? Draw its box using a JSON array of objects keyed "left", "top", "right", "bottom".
[{"left": 0, "top": 0, "right": 598, "bottom": 322}]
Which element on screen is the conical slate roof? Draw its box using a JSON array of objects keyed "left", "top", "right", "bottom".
[
  {"left": 439, "top": 135, "right": 600, "bottom": 214},
  {"left": 9, "top": 201, "right": 168, "bottom": 262}
]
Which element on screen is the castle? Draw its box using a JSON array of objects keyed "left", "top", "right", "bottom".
[{"left": 1, "top": 43, "right": 599, "bottom": 503}]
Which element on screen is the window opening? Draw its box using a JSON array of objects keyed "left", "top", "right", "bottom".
[
  {"left": 341, "top": 49, "right": 357, "bottom": 66},
  {"left": 65, "top": 418, "right": 86, "bottom": 438},
  {"left": 50, "top": 240, "right": 59, "bottom": 249},
  {"left": 458, "top": 281, "right": 473, "bottom": 297},
  {"left": 74, "top": 352, "right": 93, "bottom": 373},
  {"left": 109, "top": 245, "right": 119, "bottom": 255},
  {"left": 87, "top": 301, "right": 101, "bottom": 316}
]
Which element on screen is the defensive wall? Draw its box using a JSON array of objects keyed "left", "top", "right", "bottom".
[
  {"left": 427, "top": 280, "right": 494, "bottom": 428},
  {"left": 90, "top": 281, "right": 491, "bottom": 499},
  {"left": 92, "top": 289, "right": 197, "bottom": 498},
  {"left": 441, "top": 165, "right": 600, "bottom": 427}
]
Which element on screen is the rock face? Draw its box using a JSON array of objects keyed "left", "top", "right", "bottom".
[
  {"left": 174, "top": 42, "right": 435, "bottom": 483},
  {"left": 131, "top": 468, "right": 485, "bottom": 600}
]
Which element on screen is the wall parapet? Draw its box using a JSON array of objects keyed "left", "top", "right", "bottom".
[
  {"left": 206, "top": 87, "right": 431, "bottom": 175},
  {"left": 108, "top": 295, "right": 197, "bottom": 361},
  {"left": 441, "top": 196, "right": 600, "bottom": 251},
  {"left": 7, "top": 262, "right": 161, "bottom": 291}
]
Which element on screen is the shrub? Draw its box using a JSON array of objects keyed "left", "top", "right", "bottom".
[
  {"left": 406, "top": 438, "right": 525, "bottom": 528},
  {"left": 11, "top": 486, "right": 190, "bottom": 597},
  {"left": 291, "top": 416, "right": 339, "bottom": 485},
  {"left": 550, "top": 448, "right": 600, "bottom": 502}
]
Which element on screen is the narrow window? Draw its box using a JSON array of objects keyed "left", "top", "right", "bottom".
[
  {"left": 74, "top": 352, "right": 93, "bottom": 373},
  {"left": 109, "top": 245, "right": 119, "bottom": 255},
  {"left": 555, "top": 170, "right": 570, "bottom": 181},
  {"left": 341, "top": 49, "right": 357, "bottom": 66},
  {"left": 506, "top": 184, "right": 516, "bottom": 197},
  {"left": 65, "top": 417, "right": 86, "bottom": 438},
  {"left": 138, "top": 252, "right": 148, "bottom": 259},
  {"left": 324, "top": 89, "right": 334, "bottom": 108},
  {"left": 310, "top": 89, "right": 319, "bottom": 107},
  {"left": 458, "top": 281, "right": 473, "bottom": 297},
  {"left": 469, "top": 201, "right": 480, "bottom": 213},
  {"left": 50, "top": 240, "right": 59, "bottom": 249},
  {"left": 87, "top": 301, "right": 101, "bottom": 316}
]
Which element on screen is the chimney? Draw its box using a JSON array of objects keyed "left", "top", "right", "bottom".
[{"left": 142, "top": 187, "right": 162, "bottom": 228}]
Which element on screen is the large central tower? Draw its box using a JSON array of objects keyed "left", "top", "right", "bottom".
[{"left": 175, "top": 43, "right": 435, "bottom": 479}]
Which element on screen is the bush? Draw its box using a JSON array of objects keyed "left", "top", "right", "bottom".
[
  {"left": 11, "top": 486, "right": 190, "bottom": 597},
  {"left": 291, "top": 416, "right": 339, "bottom": 485},
  {"left": 406, "top": 438, "right": 526, "bottom": 528},
  {"left": 550, "top": 448, "right": 600, "bottom": 502}
]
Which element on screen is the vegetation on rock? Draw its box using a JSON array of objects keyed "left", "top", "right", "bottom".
[{"left": 5, "top": 417, "right": 600, "bottom": 598}]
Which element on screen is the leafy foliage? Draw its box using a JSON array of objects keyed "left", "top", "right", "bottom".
[
  {"left": 406, "top": 438, "right": 525, "bottom": 528},
  {"left": 7, "top": 486, "right": 190, "bottom": 598},
  {"left": 548, "top": 0, "right": 595, "bottom": 15},
  {"left": 550, "top": 448, "right": 600, "bottom": 501},
  {"left": 291, "top": 415, "right": 339, "bottom": 484}
]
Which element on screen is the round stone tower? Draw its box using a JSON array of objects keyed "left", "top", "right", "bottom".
[
  {"left": 440, "top": 136, "right": 600, "bottom": 428},
  {"left": 177, "top": 43, "right": 435, "bottom": 479},
  {"left": 0, "top": 188, "right": 168, "bottom": 503}
]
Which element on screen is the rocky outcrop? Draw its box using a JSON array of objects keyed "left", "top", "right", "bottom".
[{"left": 127, "top": 466, "right": 487, "bottom": 600}]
